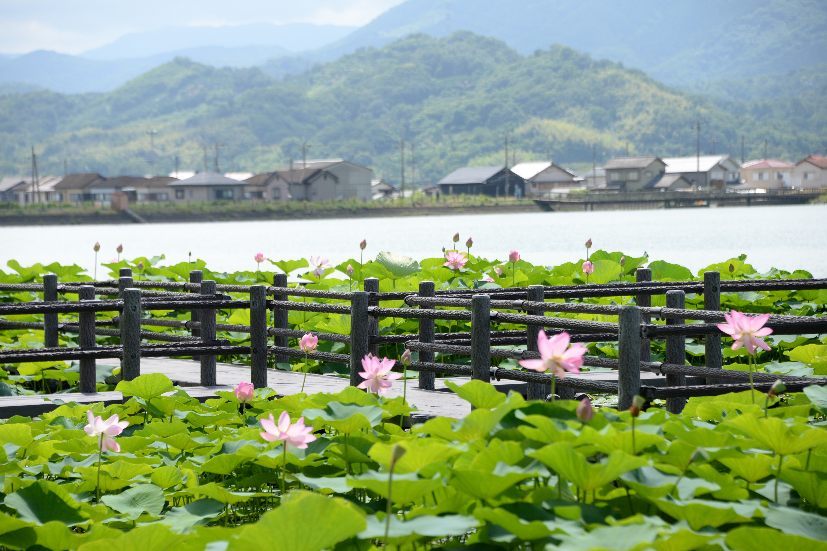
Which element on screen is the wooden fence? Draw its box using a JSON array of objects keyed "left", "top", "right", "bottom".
[{"left": 2, "top": 268, "right": 827, "bottom": 417}]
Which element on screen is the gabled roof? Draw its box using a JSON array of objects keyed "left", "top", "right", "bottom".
[
  {"left": 54, "top": 173, "right": 105, "bottom": 190},
  {"left": 0, "top": 177, "right": 28, "bottom": 192},
  {"left": 603, "top": 156, "right": 661, "bottom": 170},
  {"left": 797, "top": 155, "right": 827, "bottom": 169},
  {"left": 511, "top": 162, "right": 551, "bottom": 180},
  {"left": 168, "top": 172, "right": 246, "bottom": 187},
  {"left": 662, "top": 155, "right": 735, "bottom": 174},
  {"left": 741, "top": 159, "right": 794, "bottom": 169},
  {"left": 438, "top": 166, "right": 504, "bottom": 185},
  {"left": 647, "top": 174, "right": 692, "bottom": 189}
]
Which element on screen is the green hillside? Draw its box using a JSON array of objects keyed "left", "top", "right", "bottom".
[{"left": 0, "top": 33, "right": 823, "bottom": 184}]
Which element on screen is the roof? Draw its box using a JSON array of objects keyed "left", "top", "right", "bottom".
[
  {"left": 797, "top": 155, "right": 827, "bottom": 169},
  {"left": 168, "top": 172, "right": 247, "bottom": 187},
  {"left": 511, "top": 162, "right": 551, "bottom": 180},
  {"left": 438, "top": 166, "right": 504, "bottom": 185},
  {"left": 741, "top": 159, "right": 794, "bottom": 169},
  {"left": 649, "top": 174, "right": 692, "bottom": 189},
  {"left": 144, "top": 176, "right": 178, "bottom": 189},
  {"left": 54, "top": 173, "right": 105, "bottom": 190},
  {"left": 662, "top": 155, "right": 733, "bottom": 174},
  {"left": 273, "top": 159, "right": 346, "bottom": 173},
  {"left": 20, "top": 175, "right": 62, "bottom": 192},
  {"left": 169, "top": 171, "right": 197, "bottom": 180},
  {"left": 603, "top": 156, "right": 661, "bottom": 170},
  {"left": 224, "top": 172, "right": 254, "bottom": 181},
  {"left": 0, "top": 177, "right": 27, "bottom": 192}
]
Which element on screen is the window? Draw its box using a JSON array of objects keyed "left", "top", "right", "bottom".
[
  {"left": 272, "top": 188, "right": 281, "bottom": 199},
  {"left": 628, "top": 171, "right": 639, "bottom": 181},
  {"left": 53, "top": 193, "right": 63, "bottom": 202},
  {"left": 215, "top": 189, "right": 234, "bottom": 200},
  {"left": 189, "top": 190, "right": 193, "bottom": 198},
  {"left": 711, "top": 171, "right": 724, "bottom": 180},
  {"left": 804, "top": 172, "right": 815, "bottom": 180},
  {"left": 775, "top": 172, "right": 784, "bottom": 181},
  {"left": 175, "top": 189, "right": 184, "bottom": 199},
  {"left": 70, "top": 194, "right": 82, "bottom": 202},
  {"left": 756, "top": 172, "right": 768, "bottom": 181},
  {"left": 610, "top": 172, "right": 620, "bottom": 181}
]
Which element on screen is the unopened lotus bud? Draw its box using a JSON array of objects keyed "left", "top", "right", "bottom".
[
  {"left": 630, "top": 395, "right": 645, "bottom": 418},
  {"left": 494, "top": 266, "right": 503, "bottom": 277},
  {"left": 346, "top": 264, "right": 354, "bottom": 277},
  {"left": 401, "top": 349, "right": 412, "bottom": 367},
  {"left": 360, "top": 239, "right": 367, "bottom": 250},
  {"left": 93, "top": 242, "right": 100, "bottom": 252},
  {"left": 620, "top": 255, "right": 625, "bottom": 266},
  {"left": 453, "top": 232, "right": 460, "bottom": 243},
  {"left": 442, "top": 246, "right": 446, "bottom": 253},
  {"left": 585, "top": 238, "right": 592, "bottom": 249},
  {"left": 768, "top": 379, "right": 786, "bottom": 398},
  {"left": 116, "top": 244, "right": 123, "bottom": 253},
  {"left": 137, "top": 261, "right": 144, "bottom": 270},
  {"left": 390, "top": 444, "right": 407, "bottom": 467},
  {"left": 576, "top": 397, "right": 594, "bottom": 423},
  {"left": 509, "top": 250, "right": 520, "bottom": 263},
  {"left": 729, "top": 263, "right": 735, "bottom": 273},
  {"left": 466, "top": 237, "right": 473, "bottom": 248}
]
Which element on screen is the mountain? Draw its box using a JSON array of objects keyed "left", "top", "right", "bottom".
[
  {"left": 82, "top": 23, "right": 358, "bottom": 59},
  {"left": 0, "top": 33, "right": 822, "bottom": 183},
  {"left": 310, "top": 0, "right": 827, "bottom": 84}
]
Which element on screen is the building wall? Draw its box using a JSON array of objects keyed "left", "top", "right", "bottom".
[
  {"left": 740, "top": 166, "right": 792, "bottom": 189},
  {"left": 169, "top": 186, "right": 244, "bottom": 203},
  {"left": 605, "top": 160, "right": 666, "bottom": 192},
  {"left": 791, "top": 162, "right": 827, "bottom": 189},
  {"left": 327, "top": 163, "right": 372, "bottom": 201}
]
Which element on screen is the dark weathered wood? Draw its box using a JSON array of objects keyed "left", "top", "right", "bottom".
[
  {"left": 189, "top": 270, "right": 203, "bottom": 360},
  {"left": 417, "top": 281, "right": 436, "bottom": 390},
  {"left": 121, "top": 288, "right": 141, "bottom": 381},
  {"left": 78, "top": 286, "right": 97, "bottom": 393},
  {"left": 526, "top": 285, "right": 548, "bottom": 400},
  {"left": 272, "top": 273, "right": 289, "bottom": 366},
  {"left": 665, "top": 290, "right": 686, "bottom": 413},
  {"left": 617, "top": 305, "right": 641, "bottom": 410},
  {"left": 471, "top": 294, "right": 491, "bottom": 384},
  {"left": 704, "top": 270, "right": 724, "bottom": 384},
  {"left": 250, "top": 285, "right": 268, "bottom": 389},
  {"left": 364, "top": 278, "right": 379, "bottom": 357},
  {"left": 636, "top": 268, "right": 652, "bottom": 362},
  {"left": 350, "top": 291, "right": 369, "bottom": 388},
  {"left": 200, "top": 280, "right": 217, "bottom": 386},
  {"left": 43, "top": 274, "right": 58, "bottom": 349}
]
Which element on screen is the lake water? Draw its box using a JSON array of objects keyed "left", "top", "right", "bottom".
[{"left": 2, "top": 204, "right": 826, "bottom": 278}]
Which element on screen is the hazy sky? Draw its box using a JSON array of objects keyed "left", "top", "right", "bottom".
[{"left": 0, "top": 0, "right": 406, "bottom": 54}]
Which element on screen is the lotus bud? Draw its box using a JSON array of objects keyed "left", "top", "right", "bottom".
[
  {"left": 466, "top": 237, "right": 473, "bottom": 248},
  {"left": 630, "top": 395, "right": 645, "bottom": 418},
  {"left": 401, "top": 349, "right": 412, "bottom": 367},
  {"left": 729, "top": 263, "right": 735, "bottom": 273},
  {"left": 453, "top": 232, "right": 460, "bottom": 243},
  {"left": 509, "top": 250, "right": 520, "bottom": 263},
  {"left": 585, "top": 238, "right": 592, "bottom": 249},
  {"left": 254, "top": 252, "right": 265, "bottom": 263},
  {"left": 442, "top": 246, "right": 446, "bottom": 253},
  {"left": 116, "top": 244, "right": 123, "bottom": 253},
  {"left": 390, "top": 444, "right": 407, "bottom": 467},
  {"left": 346, "top": 264, "right": 354, "bottom": 277},
  {"left": 234, "top": 381, "right": 255, "bottom": 404},
  {"left": 93, "top": 242, "right": 100, "bottom": 252},
  {"left": 582, "top": 261, "right": 594, "bottom": 275},
  {"left": 576, "top": 397, "right": 594, "bottom": 423},
  {"left": 768, "top": 379, "right": 786, "bottom": 398},
  {"left": 360, "top": 239, "right": 367, "bottom": 250},
  {"left": 494, "top": 266, "right": 504, "bottom": 277},
  {"left": 137, "top": 261, "right": 144, "bottom": 270},
  {"left": 620, "top": 255, "right": 625, "bottom": 266}
]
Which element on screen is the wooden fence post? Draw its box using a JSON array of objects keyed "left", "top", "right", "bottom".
[
  {"left": 200, "top": 280, "right": 217, "bottom": 386},
  {"left": 350, "top": 291, "right": 369, "bottom": 388},
  {"left": 272, "top": 273, "right": 289, "bottom": 367},
  {"left": 364, "top": 278, "right": 379, "bottom": 357},
  {"left": 43, "top": 274, "right": 58, "bottom": 349},
  {"left": 78, "top": 285, "right": 97, "bottom": 393},
  {"left": 121, "top": 288, "right": 141, "bottom": 382},
  {"left": 636, "top": 268, "right": 652, "bottom": 362},
  {"left": 417, "top": 281, "right": 436, "bottom": 390},
  {"left": 250, "top": 285, "right": 268, "bottom": 389},
  {"left": 665, "top": 290, "right": 686, "bottom": 413},
  {"left": 617, "top": 305, "right": 641, "bottom": 410},
  {"left": 526, "top": 285, "right": 549, "bottom": 400},
  {"left": 471, "top": 294, "right": 491, "bottom": 384},
  {"left": 189, "top": 270, "right": 203, "bottom": 342},
  {"left": 118, "top": 271, "right": 133, "bottom": 298},
  {"left": 704, "top": 271, "right": 724, "bottom": 384}
]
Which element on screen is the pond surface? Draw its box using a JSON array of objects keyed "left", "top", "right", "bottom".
[{"left": 2, "top": 204, "right": 826, "bottom": 277}]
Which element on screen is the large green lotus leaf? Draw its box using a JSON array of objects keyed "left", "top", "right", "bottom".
[
  {"left": 160, "top": 433, "right": 209, "bottom": 453},
  {"left": 474, "top": 502, "right": 583, "bottom": 541},
  {"left": 101, "top": 484, "right": 165, "bottom": 521},
  {"left": 1, "top": 522, "right": 120, "bottom": 551},
  {"left": 0, "top": 424, "right": 32, "bottom": 447},
  {"left": 786, "top": 345, "right": 827, "bottom": 367},
  {"left": 0, "top": 511, "right": 31, "bottom": 537},
  {"left": 763, "top": 505, "right": 827, "bottom": 541},
  {"left": 102, "top": 460, "right": 156, "bottom": 481},
  {"left": 575, "top": 425, "right": 665, "bottom": 455},
  {"left": 253, "top": 438, "right": 330, "bottom": 469},
  {"left": 142, "top": 499, "right": 225, "bottom": 535},
  {"left": 725, "top": 526, "right": 827, "bottom": 551},
  {"left": 717, "top": 451, "right": 775, "bottom": 483},
  {"left": 620, "top": 466, "right": 719, "bottom": 500},
  {"left": 649, "top": 260, "right": 694, "bottom": 281},
  {"left": 466, "top": 440, "right": 525, "bottom": 472},
  {"left": 4, "top": 480, "right": 87, "bottom": 526},
  {"left": 267, "top": 258, "right": 308, "bottom": 274},
  {"left": 312, "top": 313, "right": 351, "bottom": 335},
  {"left": 780, "top": 469, "right": 827, "bottom": 508},
  {"left": 183, "top": 483, "right": 255, "bottom": 505},
  {"left": 649, "top": 529, "right": 717, "bottom": 551},
  {"left": 529, "top": 443, "right": 646, "bottom": 492},
  {"left": 699, "top": 259, "right": 755, "bottom": 280},
  {"left": 348, "top": 472, "right": 443, "bottom": 505},
  {"left": 725, "top": 414, "right": 827, "bottom": 456},
  {"left": 358, "top": 514, "right": 477, "bottom": 539},
  {"left": 648, "top": 497, "right": 760, "bottom": 530},
  {"left": 587, "top": 259, "right": 623, "bottom": 285},
  {"left": 138, "top": 421, "right": 189, "bottom": 439},
  {"left": 183, "top": 411, "right": 236, "bottom": 429},
  {"left": 74, "top": 471, "right": 135, "bottom": 494},
  {"left": 375, "top": 251, "right": 421, "bottom": 279},
  {"left": 517, "top": 414, "right": 578, "bottom": 444},
  {"left": 301, "top": 401, "right": 384, "bottom": 433},
  {"left": 803, "top": 385, "right": 827, "bottom": 414},
  {"left": 227, "top": 491, "right": 365, "bottom": 551},
  {"left": 116, "top": 374, "right": 174, "bottom": 400},
  {"left": 449, "top": 462, "right": 543, "bottom": 500},
  {"left": 361, "top": 262, "right": 394, "bottom": 280},
  {"left": 444, "top": 380, "right": 506, "bottom": 409},
  {"left": 77, "top": 523, "right": 188, "bottom": 551},
  {"left": 199, "top": 454, "right": 249, "bottom": 476},
  {"left": 310, "top": 386, "right": 381, "bottom": 408},
  {"left": 368, "top": 440, "right": 463, "bottom": 473},
  {"left": 292, "top": 474, "right": 351, "bottom": 495},
  {"left": 553, "top": 523, "right": 660, "bottom": 551},
  {"left": 664, "top": 422, "right": 744, "bottom": 449},
  {"left": 151, "top": 466, "right": 183, "bottom": 489}
]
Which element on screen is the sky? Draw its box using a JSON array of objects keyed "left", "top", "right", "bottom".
[{"left": 0, "top": 0, "right": 405, "bottom": 55}]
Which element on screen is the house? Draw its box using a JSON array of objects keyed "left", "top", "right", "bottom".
[
  {"left": 511, "top": 161, "right": 582, "bottom": 197},
  {"left": 602, "top": 157, "right": 666, "bottom": 191},
  {"left": 791, "top": 155, "right": 827, "bottom": 189},
  {"left": 371, "top": 179, "right": 397, "bottom": 200},
  {"left": 578, "top": 167, "right": 606, "bottom": 189},
  {"left": 133, "top": 177, "right": 178, "bottom": 202},
  {"left": 53, "top": 173, "right": 108, "bottom": 205},
  {"left": 0, "top": 177, "right": 24, "bottom": 203},
  {"left": 269, "top": 159, "right": 372, "bottom": 202},
  {"left": 15, "top": 176, "right": 64, "bottom": 204},
  {"left": 661, "top": 155, "right": 740, "bottom": 188},
  {"left": 740, "top": 159, "right": 794, "bottom": 189},
  {"left": 437, "top": 166, "right": 526, "bottom": 197},
  {"left": 243, "top": 172, "right": 290, "bottom": 202},
  {"left": 167, "top": 172, "right": 247, "bottom": 202},
  {"left": 643, "top": 174, "right": 693, "bottom": 191}
]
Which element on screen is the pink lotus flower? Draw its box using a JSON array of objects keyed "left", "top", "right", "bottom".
[
  {"left": 576, "top": 397, "right": 594, "bottom": 423},
  {"left": 358, "top": 354, "right": 402, "bottom": 395},
  {"left": 519, "top": 331, "right": 587, "bottom": 377},
  {"left": 482, "top": 273, "right": 495, "bottom": 283},
  {"left": 509, "top": 250, "right": 520, "bottom": 263},
  {"left": 93, "top": 242, "right": 100, "bottom": 252},
  {"left": 84, "top": 410, "right": 128, "bottom": 452},
  {"left": 234, "top": 381, "right": 255, "bottom": 403},
  {"left": 309, "top": 256, "right": 332, "bottom": 277},
  {"left": 717, "top": 310, "right": 773, "bottom": 355},
  {"left": 582, "top": 261, "right": 594, "bottom": 275},
  {"left": 494, "top": 266, "right": 504, "bottom": 277},
  {"left": 260, "top": 411, "right": 317, "bottom": 449},
  {"left": 116, "top": 244, "right": 123, "bottom": 253},
  {"left": 109, "top": 258, "right": 118, "bottom": 263},
  {"left": 254, "top": 252, "right": 266, "bottom": 263},
  {"left": 299, "top": 333, "right": 318, "bottom": 353},
  {"left": 443, "top": 250, "right": 468, "bottom": 270},
  {"left": 360, "top": 239, "right": 367, "bottom": 250},
  {"left": 620, "top": 255, "right": 625, "bottom": 266}
]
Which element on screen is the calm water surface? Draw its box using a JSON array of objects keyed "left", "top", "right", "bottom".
[{"left": 2, "top": 204, "right": 826, "bottom": 277}]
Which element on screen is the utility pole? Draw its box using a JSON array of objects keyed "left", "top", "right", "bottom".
[
  {"left": 300, "top": 142, "right": 311, "bottom": 199},
  {"left": 694, "top": 119, "right": 701, "bottom": 175},
  {"left": 396, "top": 139, "right": 406, "bottom": 197},
  {"left": 728, "top": 141, "right": 732, "bottom": 157},
  {"left": 741, "top": 135, "right": 745, "bottom": 165},
  {"left": 31, "top": 146, "right": 40, "bottom": 203},
  {"left": 512, "top": 149, "right": 516, "bottom": 166},
  {"left": 201, "top": 146, "right": 210, "bottom": 173},
  {"left": 764, "top": 139, "right": 768, "bottom": 160},
  {"left": 146, "top": 129, "right": 157, "bottom": 174},
  {"left": 592, "top": 144, "right": 597, "bottom": 187},
  {"left": 213, "top": 142, "right": 225, "bottom": 173},
  {"left": 409, "top": 142, "right": 415, "bottom": 189},
  {"left": 504, "top": 134, "right": 510, "bottom": 196},
  {"left": 710, "top": 138, "right": 719, "bottom": 155},
  {"left": 174, "top": 156, "right": 179, "bottom": 178}
]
